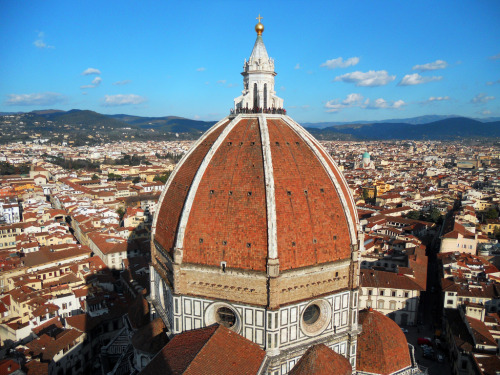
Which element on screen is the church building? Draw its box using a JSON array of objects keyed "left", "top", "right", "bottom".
[{"left": 147, "top": 17, "right": 420, "bottom": 375}]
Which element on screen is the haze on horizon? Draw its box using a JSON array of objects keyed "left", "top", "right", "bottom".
[{"left": 1, "top": 0, "right": 499, "bottom": 124}]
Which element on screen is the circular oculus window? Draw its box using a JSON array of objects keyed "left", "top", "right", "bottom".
[
  {"left": 300, "top": 299, "right": 331, "bottom": 336},
  {"left": 204, "top": 302, "right": 241, "bottom": 333}
]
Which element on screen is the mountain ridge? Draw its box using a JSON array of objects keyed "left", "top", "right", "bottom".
[{"left": 1, "top": 109, "right": 499, "bottom": 144}]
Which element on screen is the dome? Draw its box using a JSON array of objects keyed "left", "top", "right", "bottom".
[
  {"left": 356, "top": 308, "right": 412, "bottom": 375},
  {"left": 362, "top": 152, "right": 370, "bottom": 159},
  {"left": 149, "top": 18, "right": 362, "bottom": 374},
  {"left": 289, "top": 343, "right": 352, "bottom": 375},
  {"left": 153, "top": 115, "right": 358, "bottom": 273}
]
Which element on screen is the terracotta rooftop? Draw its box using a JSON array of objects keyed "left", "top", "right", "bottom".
[
  {"left": 357, "top": 308, "right": 412, "bottom": 375},
  {"left": 289, "top": 344, "right": 352, "bottom": 375},
  {"left": 140, "top": 324, "right": 265, "bottom": 375},
  {"left": 360, "top": 269, "right": 424, "bottom": 291}
]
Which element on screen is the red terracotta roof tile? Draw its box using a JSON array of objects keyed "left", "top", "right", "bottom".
[
  {"left": 357, "top": 308, "right": 411, "bottom": 375},
  {"left": 141, "top": 324, "right": 265, "bottom": 375},
  {"left": 289, "top": 344, "right": 352, "bottom": 375}
]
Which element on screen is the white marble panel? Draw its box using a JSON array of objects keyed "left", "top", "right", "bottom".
[
  {"left": 256, "top": 310, "right": 264, "bottom": 327},
  {"left": 281, "top": 309, "right": 288, "bottom": 325},
  {"left": 290, "top": 307, "right": 297, "bottom": 323},
  {"left": 194, "top": 300, "right": 201, "bottom": 317},
  {"left": 245, "top": 327, "right": 253, "bottom": 341},
  {"left": 255, "top": 329, "right": 264, "bottom": 345},
  {"left": 280, "top": 328, "right": 288, "bottom": 344},
  {"left": 184, "top": 298, "right": 192, "bottom": 315},
  {"left": 335, "top": 295, "right": 341, "bottom": 310},
  {"left": 245, "top": 309, "right": 253, "bottom": 325}
]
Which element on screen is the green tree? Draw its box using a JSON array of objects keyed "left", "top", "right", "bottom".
[
  {"left": 429, "top": 208, "right": 442, "bottom": 223},
  {"left": 485, "top": 207, "right": 499, "bottom": 220},
  {"left": 91, "top": 174, "right": 99, "bottom": 180},
  {"left": 407, "top": 211, "right": 421, "bottom": 220},
  {"left": 132, "top": 176, "right": 141, "bottom": 184},
  {"left": 116, "top": 207, "right": 126, "bottom": 221},
  {"left": 153, "top": 171, "right": 172, "bottom": 184}
]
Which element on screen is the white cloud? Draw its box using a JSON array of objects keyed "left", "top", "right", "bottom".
[
  {"left": 80, "top": 77, "right": 102, "bottom": 89},
  {"left": 343, "top": 93, "right": 364, "bottom": 105},
  {"left": 471, "top": 93, "right": 495, "bottom": 104},
  {"left": 427, "top": 96, "right": 450, "bottom": 102},
  {"left": 392, "top": 100, "right": 405, "bottom": 108},
  {"left": 81, "top": 68, "right": 101, "bottom": 75},
  {"left": 102, "top": 94, "right": 147, "bottom": 106},
  {"left": 366, "top": 98, "right": 406, "bottom": 110},
  {"left": 215, "top": 80, "right": 236, "bottom": 88},
  {"left": 489, "top": 53, "right": 500, "bottom": 60},
  {"left": 321, "top": 57, "right": 360, "bottom": 69},
  {"left": 197, "top": 67, "right": 206, "bottom": 72},
  {"left": 5, "top": 92, "right": 65, "bottom": 106},
  {"left": 334, "top": 70, "right": 395, "bottom": 87},
  {"left": 412, "top": 60, "right": 448, "bottom": 71},
  {"left": 325, "top": 93, "right": 404, "bottom": 113},
  {"left": 294, "top": 63, "right": 300, "bottom": 70},
  {"left": 399, "top": 73, "right": 442, "bottom": 86},
  {"left": 486, "top": 79, "right": 500, "bottom": 86},
  {"left": 480, "top": 110, "right": 492, "bottom": 115},
  {"left": 33, "top": 32, "right": 54, "bottom": 49},
  {"left": 113, "top": 80, "right": 131, "bottom": 86}
]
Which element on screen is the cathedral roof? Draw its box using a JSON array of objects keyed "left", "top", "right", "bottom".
[
  {"left": 356, "top": 308, "right": 412, "bottom": 375},
  {"left": 140, "top": 324, "right": 265, "bottom": 375},
  {"left": 153, "top": 115, "right": 358, "bottom": 272},
  {"left": 289, "top": 344, "right": 352, "bottom": 375}
]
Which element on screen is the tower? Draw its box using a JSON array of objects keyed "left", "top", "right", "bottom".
[
  {"left": 150, "top": 17, "right": 361, "bottom": 374},
  {"left": 234, "top": 16, "right": 284, "bottom": 111}
]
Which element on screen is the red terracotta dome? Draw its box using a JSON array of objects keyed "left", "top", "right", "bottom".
[
  {"left": 289, "top": 343, "right": 352, "bottom": 375},
  {"left": 357, "top": 308, "right": 412, "bottom": 375},
  {"left": 152, "top": 115, "right": 358, "bottom": 272}
]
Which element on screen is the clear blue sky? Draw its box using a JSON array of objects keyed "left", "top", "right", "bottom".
[{"left": 1, "top": 0, "right": 499, "bottom": 123}]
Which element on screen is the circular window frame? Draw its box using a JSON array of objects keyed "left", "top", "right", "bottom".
[
  {"left": 204, "top": 302, "right": 241, "bottom": 333},
  {"left": 300, "top": 299, "right": 332, "bottom": 337}
]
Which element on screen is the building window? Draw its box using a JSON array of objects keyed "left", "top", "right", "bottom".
[
  {"left": 303, "top": 305, "right": 320, "bottom": 326},
  {"left": 404, "top": 292, "right": 409, "bottom": 298},
  {"left": 447, "top": 300, "right": 453, "bottom": 305},
  {"left": 368, "top": 290, "right": 372, "bottom": 296},
  {"left": 301, "top": 299, "right": 331, "bottom": 336},
  {"left": 390, "top": 301, "right": 396, "bottom": 310},
  {"left": 380, "top": 290, "right": 384, "bottom": 296},
  {"left": 216, "top": 307, "right": 236, "bottom": 328},
  {"left": 392, "top": 291, "right": 396, "bottom": 297},
  {"left": 378, "top": 300, "right": 384, "bottom": 309}
]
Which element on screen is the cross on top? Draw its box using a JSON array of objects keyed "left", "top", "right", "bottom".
[{"left": 256, "top": 14, "right": 263, "bottom": 23}]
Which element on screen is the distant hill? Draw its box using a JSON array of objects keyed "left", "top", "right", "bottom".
[
  {"left": 305, "top": 117, "right": 500, "bottom": 140},
  {"left": 108, "top": 114, "right": 216, "bottom": 133},
  {"left": 30, "top": 109, "right": 132, "bottom": 129},
  {"left": 303, "top": 115, "right": 462, "bottom": 129},
  {"left": 303, "top": 114, "right": 500, "bottom": 129},
  {"left": 0, "top": 109, "right": 217, "bottom": 145},
  {"left": 2, "top": 110, "right": 499, "bottom": 144}
]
